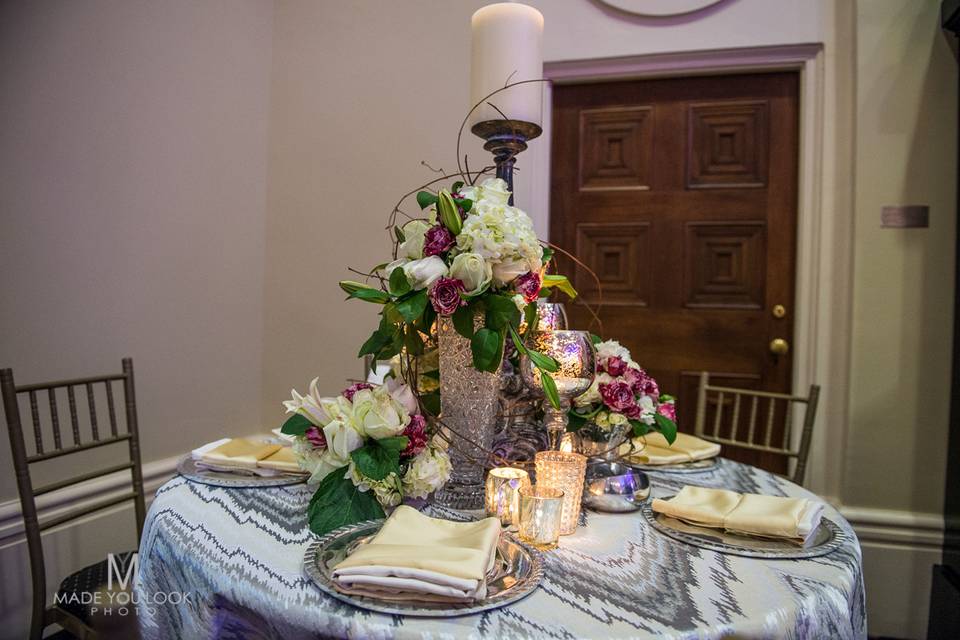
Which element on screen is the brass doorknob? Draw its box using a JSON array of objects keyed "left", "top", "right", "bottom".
[{"left": 769, "top": 338, "right": 790, "bottom": 355}]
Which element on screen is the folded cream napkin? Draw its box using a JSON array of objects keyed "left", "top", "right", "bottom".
[
  {"left": 652, "top": 485, "right": 824, "bottom": 544},
  {"left": 191, "top": 438, "right": 304, "bottom": 476},
  {"left": 627, "top": 432, "right": 721, "bottom": 466},
  {"left": 332, "top": 505, "right": 502, "bottom": 603}
]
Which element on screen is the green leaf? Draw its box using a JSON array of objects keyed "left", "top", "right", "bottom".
[
  {"left": 567, "top": 410, "right": 587, "bottom": 431},
  {"left": 541, "top": 274, "right": 578, "bottom": 300},
  {"left": 349, "top": 437, "right": 408, "bottom": 481},
  {"left": 383, "top": 302, "right": 403, "bottom": 325},
  {"left": 394, "top": 226, "right": 406, "bottom": 243},
  {"left": 507, "top": 325, "right": 528, "bottom": 356},
  {"left": 341, "top": 281, "right": 391, "bottom": 304},
  {"left": 590, "top": 333, "right": 603, "bottom": 345},
  {"left": 404, "top": 326, "right": 424, "bottom": 355},
  {"left": 437, "top": 189, "right": 462, "bottom": 235},
  {"left": 485, "top": 295, "right": 521, "bottom": 330},
  {"left": 540, "top": 372, "right": 561, "bottom": 410},
  {"left": 308, "top": 468, "right": 385, "bottom": 537},
  {"left": 396, "top": 290, "right": 429, "bottom": 323},
  {"left": 451, "top": 181, "right": 464, "bottom": 194},
  {"left": 358, "top": 328, "right": 392, "bottom": 357},
  {"left": 654, "top": 413, "right": 678, "bottom": 445},
  {"left": 415, "top": 304, "right": 436, "bottom": 335},
  {"left": 452, "top": 305, "right": 476, "bottom": 339},
  {"left": 471, "top": 327, "right": 504, "bottom": 373},
  {"left": 280, "top": 413, "right": 313, "bottom": 436},
  {"left": 541, "top": 246, "right": 554, "bottom": 263},
  {"left": 522, "top": 303, "right": 539, "bottom": 339},
  {"left": 416, "top": 191, "right": 438, "bottom": 209},
  {"left": 420, "top": 390, "right": 441, "bottom": 416},
  {"left": 454, "top": 198, "right": 473, "bottom": 214},
  {"left": 528, "top": 350, "right": 559, "bottom": 373},
  {"left": 389, "top": 267, "right": 411, "bottom": 296},
  {"left": 629, "top": 419, "right": 649, "bottom": 438}
]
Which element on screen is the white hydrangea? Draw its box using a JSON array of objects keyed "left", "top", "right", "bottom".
[
  {"left": 401, "top": 446, "right": 452, "bottom": 499},
  {"left": 455, "top": 178, "right": 542, "bottom": 287},
  {"left": 348, "top": 463, "right": 403, "bottom": 508}
]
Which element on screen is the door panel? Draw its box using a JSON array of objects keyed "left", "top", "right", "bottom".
[{"left": 550, "top": 72, "right": 799, "bottom": 473}]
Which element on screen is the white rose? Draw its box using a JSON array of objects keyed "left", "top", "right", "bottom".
[
  {"left": 402, "top": 447, "right": 452, "bottom": 499},
  {"left": 356, "top": 388, "right": 408, "bottom": 439},
  {"left": 491, "top": 256, "right": 531, "bottom": 287},
  {"left": 398, "top": 220, "right": 431, "bottom": 260},
  {"left": 596, "top": 339, "right": 631, "bottom": 362},
  {"left": 384, "top": 378, "right": 419, "bottom": 415},
  {"left": 448, "top": 252, "right": 492, "bottom": 295},
  {"left": 477, "top": 177, "right": 511, "bottom": 205},
  {"left": 403, "top": 256, "right": 448, "bottom": 290}
]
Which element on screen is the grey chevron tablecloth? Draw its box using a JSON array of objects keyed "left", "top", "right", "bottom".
[{"left": 135, "top": 458, "right": 866, "bottom": 639}]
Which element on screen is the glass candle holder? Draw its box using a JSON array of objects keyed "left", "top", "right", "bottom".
[
  {"left": 517, "top": 485, "right": 564, "bottom": 549},
  {"left": 535, "top": 451, "right": 587, "bottom": 535},
  {"left": 485, "top": 467, "right": 530, "bottom": 527}
]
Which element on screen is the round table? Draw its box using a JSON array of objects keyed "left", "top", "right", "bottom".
[{"left": 134, "top": 458, "right": 866, "bottom": 639}]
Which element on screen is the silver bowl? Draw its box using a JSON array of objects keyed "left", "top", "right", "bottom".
[{"left": 582, "top": 460, "right": 651, "bottom": 512}]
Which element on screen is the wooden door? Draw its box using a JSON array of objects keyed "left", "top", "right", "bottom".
[{"left": 550, "top": 72, "right": 799, "bottom": 472}]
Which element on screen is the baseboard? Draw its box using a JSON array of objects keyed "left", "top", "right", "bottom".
[{"left": 0, "top": 454, "right": 180, "bottom": 547}]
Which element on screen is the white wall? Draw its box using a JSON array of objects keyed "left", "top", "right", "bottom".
[{"left": 0, "top": 1, "right": 274, "bottom": 637}]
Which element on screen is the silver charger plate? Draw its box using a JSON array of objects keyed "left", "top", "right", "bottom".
[
  {"left": 303, "top": 519, "right": 544, "bottom": 617},
  {"left": 177, "top": 455, "right": 308, "bottom": 488},
  {"left": 628, "top": 457, "right": 718, "bottom": 474},
  {"left": 640, "top": 499, "right": 848, "bottom": 559}
]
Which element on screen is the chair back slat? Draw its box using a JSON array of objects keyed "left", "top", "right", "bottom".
[
  {"left": 47, "top": 389, "right": 62, "bottom": 449},
  {"left": 694, "top": 372, "right": 821, "bottom": 486},
  {"left": 712, "top": 391, "right": 724, "bottom": 438},
  {"left": 1, "top": 359, "right": 146, "bottom": 640},
  {"left": 747, "top": 395, "right": 759, "bottom": 443},
  {"left": 85, "top": 382, "right": 99, "bottom": 440},
  {"left": 763, "top": 397, "right": 776, "bottom": 447},
  {"left": 105, "top": 381, "right": 119, "bottom": 437},
  {"left": 28, "top": 390, "right": 43, "bottom": 455},
  {"left": 67, "top": 386, "right": 80, "bottom": 446}
]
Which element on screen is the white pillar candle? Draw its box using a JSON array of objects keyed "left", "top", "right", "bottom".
[{"left": 469, "top": 2, "right": 544, "bottom": 126}]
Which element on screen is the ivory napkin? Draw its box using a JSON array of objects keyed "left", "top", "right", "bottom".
[
  {"left": 652, "top": 485, "right": 824, "bottom": 543},
  {"left": 332, "top": 505, "right": 502, "bottom": 603},
  {"left": 191, "top": 438, "right": 303, "bottom": 476},
  {"left": 627, "top": 432, "right": 721, "bottom": 465}
]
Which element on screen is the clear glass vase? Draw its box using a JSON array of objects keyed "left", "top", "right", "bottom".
[{"left": 432, "top": 313, "right": 503, "bottom": 510}]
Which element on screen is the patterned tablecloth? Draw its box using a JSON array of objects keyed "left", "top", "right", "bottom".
[{"left": 135, "top": 458, "right": 866, "bottom": 639}]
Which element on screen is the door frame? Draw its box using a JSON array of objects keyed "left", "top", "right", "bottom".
[{"left": 525, "top": 43, "right": 852, "bottom": 502}]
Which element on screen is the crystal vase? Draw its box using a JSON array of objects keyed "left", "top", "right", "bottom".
[{"left": 433, "top": 313, "right": 503, "bottom": 510}]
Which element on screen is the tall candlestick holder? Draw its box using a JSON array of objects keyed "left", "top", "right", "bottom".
[{"left": 471, "top": 119, "right": 542, "bottom": 205}]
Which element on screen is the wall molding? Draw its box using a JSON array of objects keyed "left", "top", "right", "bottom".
[
  {"left": 842, "top": 504, "right": 945, "bottom": 549},
  {"left": 0, "top": 454, "right": 180, "bottom": 547}
]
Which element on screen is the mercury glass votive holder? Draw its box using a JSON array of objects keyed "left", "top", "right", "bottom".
[
  {"left": 485, "top": 467, "right": 531, "bottom": 527},
  {"left": 517, "top": 485, "right": 564, "bottom": 549},
  {"left": 535, "top": 451, "right": 587, "bottom": 535}
]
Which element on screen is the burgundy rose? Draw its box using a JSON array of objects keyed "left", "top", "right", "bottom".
[
  {"left": 304, "top": 426, "right": 327, "bottom": 449},
  {"left": 604, "top": 356, "right": 628, "bottom": 377},
  {"left": 429, "top": 277, "right": 467, "bottom": 315},
  {"left": 422, "top": 224, "right": 456, "bottom": 257},
  {"left": 400, "top": 415, "right": 428, "bottom": 457},
  {"left": 599, "top": 381, "right": 636, "bottom": 412},
  {"left": 657, "top": 402, "right": 677, "bottom": 422},
  {"left": 623, "top": 404, "right": 642, "bottom": 420},
  {"left": 624, "top": 367, "right": 659, "bottom": 398},
  {"left": 514, "top": 271, "right": 542, "bottom": 303},
  {"left": 342, "top": 382, "right": 373, "bottom": 402}
]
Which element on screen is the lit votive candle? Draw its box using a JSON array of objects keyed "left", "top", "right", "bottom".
[
  {"left": 518, "top": 485, "right": 564, "bottom": 549},
  {"left": 535, "top": 451, "right": 587, "bottom": 535},
  {"left": 485, "top": 467, "right": 530, "bottom": 527}
]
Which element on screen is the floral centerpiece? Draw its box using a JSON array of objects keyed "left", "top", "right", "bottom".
[
  {"left": 569, "top": 339, "right": 678, "bottom": 452},
  {"left": 281, "top": 377, "right": 451, "bottom": 534},
  {"left": 338, "top": 177, "right": 575, "bottom": 411}
]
